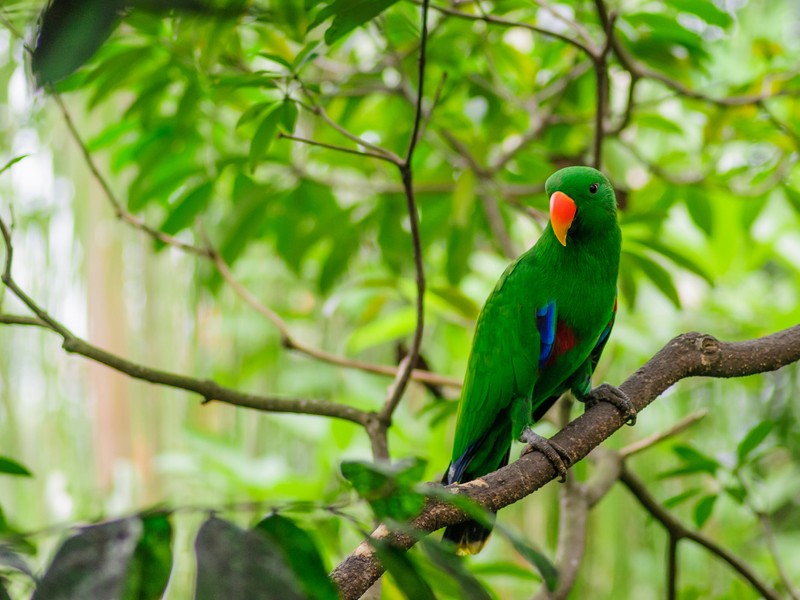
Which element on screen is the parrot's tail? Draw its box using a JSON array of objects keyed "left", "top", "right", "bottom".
[
  {"left": 442, "top": 515, "right": 495, "bottom": 555},
  {"left": 441, "top": 448, "right": 509, "bottom": 555}
]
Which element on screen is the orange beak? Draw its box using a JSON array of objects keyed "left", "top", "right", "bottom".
[{"left": 549, "top": 191, "right": 576, "bottom": 247}]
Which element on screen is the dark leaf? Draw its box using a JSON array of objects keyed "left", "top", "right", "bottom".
[
  {"left": 32, "top": 0, "right": 125, "bottom": 86},
  {"left": 736, "top": 421, "right": 774, "bottom": 466},
  {"left": 724, "top": 485, "right": 747, "bottom": 505},
  {"left": 0, "top": 458, "right": 31, "bottom": 478},
  {"left": 693, "top": 494, "right": 717, "bottom": 529},
  {"left": 0, "top": 578, "right": 10, "bottom": 600},
  {"left": 370, "top": 539, "right": 435, "bottom": 600},
  {"left": 423, "top": 488, "right": 557, "bottom": 590},
  {"left": 254, "top": 515, "right": 338, "bottom": 600},
  {"left": 634, "top": 239, "right": 713, "bottom": 285},
  {"left": 121, "top": 513, "right": 173, "bottom": 600},
  {"left": 0, "top": 546, "right": 36, "bottom": 580},
  {"left": 421, "top": 540, "right": 491, "bottom": 600},
  {"left": 194, "top": 517, "right": 304, "bottom": 600},
  {"left": 33, "top": 518, "right": 143, "bottom": 600},
  {"left": 341, "top": 458, "right": 426, "bottom": 521}
]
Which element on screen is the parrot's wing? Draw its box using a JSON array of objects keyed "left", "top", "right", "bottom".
[{"left": 448, "top": 260, "right": 543, "bottom": 481}]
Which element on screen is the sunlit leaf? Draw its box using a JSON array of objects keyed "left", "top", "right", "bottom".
[
  {"left": 0, "top": 155, "right": 30, "bottom": 178},
  {"left": 341, "top": 458, "right": 426, "bottom": 521},
  {"left": 693, "top": 494, "right": 717, "bottom": 529},
  {"left": 736, "top": 421, "right": 774, "bottom": 466},
  {"left": 310, "top": 0, "right": 403, "bottom": 44}
]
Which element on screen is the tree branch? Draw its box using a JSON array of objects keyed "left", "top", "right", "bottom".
[
  {"left": 620, "top": 466, "right": 780, "bottom": 600},
  {"left": 377, "top": 0, "right": 430, "bottom": 432},
  {"left": 427, "top": 2, "right": 597, "bottom": 58},
  {"left": 331, "top": 326, "right": 800, "bottom": 598},
  {"left": 0, "top": 215, "right": 371, "bottom": 427}
]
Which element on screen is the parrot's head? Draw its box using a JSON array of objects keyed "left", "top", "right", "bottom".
[{"left": 544, "top": 166, "right": 618, "bottom": 247}]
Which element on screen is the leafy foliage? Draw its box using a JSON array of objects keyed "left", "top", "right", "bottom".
[{"left": 1, "top": 0, "right": 799, "bottom": 598}]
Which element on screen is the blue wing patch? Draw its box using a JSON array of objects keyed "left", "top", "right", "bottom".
[{"left": 536, "top": 300, "right": 556, "bottom": 368}]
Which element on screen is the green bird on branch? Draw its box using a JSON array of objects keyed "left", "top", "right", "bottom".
[{"left": 443, "top": 166, "right": 637, "bottom": 555}]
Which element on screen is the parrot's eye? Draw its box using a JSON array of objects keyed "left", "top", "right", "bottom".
[{"left": 589, "top": 183, "right": 599, "bottom": 194}]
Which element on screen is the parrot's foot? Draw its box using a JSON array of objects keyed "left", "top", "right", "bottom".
[
  {"left": 584, "top": 383, "right": 637, "bottom": 426},
  {"left": 520, "top": 427, "right": 571, "bottom": 482}
]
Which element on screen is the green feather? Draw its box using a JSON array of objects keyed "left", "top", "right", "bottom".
[{"left": 444, "top": 166, "right": 622, "bottom": 553}]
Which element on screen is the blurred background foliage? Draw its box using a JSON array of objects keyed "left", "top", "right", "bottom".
[{"left": 0, "top": 0, "right": 799, "bottom": 597}]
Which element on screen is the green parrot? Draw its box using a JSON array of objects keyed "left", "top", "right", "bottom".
[{"left": 443, "top": 166, "right": 635, "bottom": 555}]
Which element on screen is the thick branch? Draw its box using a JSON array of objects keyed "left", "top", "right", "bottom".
[{"left": 331, "top": 326, "right": 800, "bottom": 598}]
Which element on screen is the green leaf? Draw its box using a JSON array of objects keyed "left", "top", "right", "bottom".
[
  {"left": 633, "top": 239, "right": 713, "bottom": 285},
  {"left": 370, "top": 538, "right": 435, "bottom": 600},
  {"left": 32, "top": 0, "right": 125, "bottom": 86},
  {"left": 0, "top": 458, "right": 32, "bottom": 478},
  {"left": 33, "top": 518, "right": 143, "bottom": 600},
  {"left": 254, "top": 515, "right": 338, "bottom": 600},
  {"left": 279, "top": 99, "right": 298, "bottom": 133},
  {"left": 670, "top": 0, "right": 733, "bottom": 28},
  {"left": 782, "top": 186, "right": 800, "bottom": 215},
  {"left": 121, "top": 513, "right": 173, "bottom": 600},
  {"left": 684, "top": 188, "right": 714, "bottom": 236},
  {"left": 194, "top": 517, "right": 305, "bottom": 600},
  {"left": 341, "top": 458, "right": 426, "bottom": 521},
  {"left": 636, "top": 114, "right": 684, "bottom": 135},
  {"left": 623, "top": 251, "right": 681, "bottom": 308},
  {"left": 736, "top": 421, "right": 774, "bottom": 466},
  {"left": 422, "top": 488, "right": 557, "bottom": 590},
  {"left": 0, "top": 579, "right": 10, "bottom": 600},
  {"left": 663, "top": 488, "right": 701, "bottom": 508},
  {"left": 310, "top": 0, "right": 403, "bottom": 45},
  {"left": 0, "top": 155, "right": 30, "bottom": 178},
  {"left": 667, "top": 444, "right": 720, "bottom": 477},
  {"left": 236, "top": 102, "right": 278, "bottom": 130},
  {"left": 693, "top": 494, "right": 718, "bottom": 529},
  {"left": 249, "top": 105, "right": 284, "bottom": 165},
  {"left": 420, "top": 540, "right": 491, "bottom": 600},
  {"left": 724, "top": 485, "right": 747, "bottom": 505},
  {"left": 346, "top": 305, "right": 417, "bottom": 354},
  {"left": 158, "top": 180, "right": 214, "bottom": 241}
]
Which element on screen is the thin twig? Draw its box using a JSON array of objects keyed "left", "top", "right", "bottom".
[
  {"left": 278, "top": 132, "right": 400, "bottom": 164},
  {"left": 427, "top": 1, "right": 596, "bottom": 58},
  {"left": 620, "top": 466, "right": 780, "bottom": 600},
  {"left": 0, "top": 215, "right": 372, "bottom": 426},
  {"left": 620, "top": 410, "right": 708, "bottom": 458},
  {"left": 52, "top": 94, "right": 211, "bottom": 258},
  {"left": 208, "top": 245, "right": 459, "bottom": 388},
  {"left": 378, "top": 0, "right": 431, "bottom": 432}
]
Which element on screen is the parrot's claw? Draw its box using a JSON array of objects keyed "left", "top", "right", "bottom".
[
  {"left": 584, "top": 383, "right": 637, "bottom": 426},
  {"left": 520, "top": 427, "right": 571, "bottom": 482}
]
